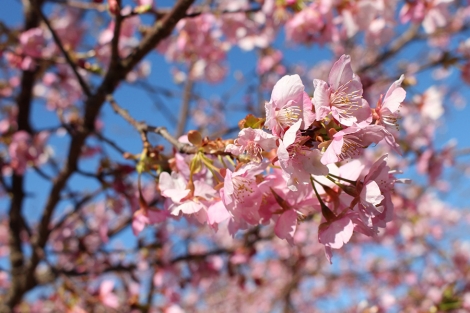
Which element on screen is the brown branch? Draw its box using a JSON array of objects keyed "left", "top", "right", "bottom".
[
  {"left": 2, "top": 0, "right": 196, "bottom": 309},
  {"left": 120, "top": 0, "right": 195, "bottom": 72},
  {"left": 110, "top": 0, "right": 123, "bottom": 68},
  {"left": 107, "top": 95, "right": 200, "bottom": 154},
  {"left": 3, "top": 0, "right": 45, "bottom": 311},
  {"left": 107, "top": 95, "right": 149, "bottom": 148}
]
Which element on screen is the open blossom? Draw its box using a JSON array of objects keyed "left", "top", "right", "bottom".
[
  {"left": 374, "top": 75, "right": 406, "bottom": 132},
  {"left": 285, "top": 3, "right": 326, "bottom": 44},
  {"left": 225, "top": 128, "right": 277, "bottom": 162},
  {"left": 353, "top": 154, "right": 399, "bottom": 230},
  {"left": 265, "top": 74, "right": 315, "bottom": 138},
  {"left": 320, "top": 124, "right": 387, "bottom": 165},
  {"left": 222, "top": 161, "right": 268, "bottom": 226},
  {"left": 313, "top": 54, "right": 371, "bottom": 126},
  {"left": 373, "top": 75, "right": 406, "bottom": 154},
  {"left": 277, "top": 120, "right": 329, "bottom": 191},
  {"left": 257, "top": 49, "right": 284, "bottom": 75},
  {"left": 159, "top": 171, "right": 218, "bottom": 220}
]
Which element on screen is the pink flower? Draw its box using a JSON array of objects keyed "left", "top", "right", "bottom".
[
  {"left": 285, "top": 3, "right": 332, "bottom": 45},
  {"left": 277, "top": 120, "right": 329, "bottom": 191},
  {"left": 257, "top": 49, "right": 284, "bottom": 75},
  {"left": 8, "top": 131, "right": 48, "bottom": 175},
  {"left": 98, "top": 280, "right": 119, "bottom": 308},
  {"left": 265, "top": 74, "right": 315, "bottom": 138},
  {"left": 374, "top": 75, "right": 406, "bottom": 132},
  {"left": 318, "top": 213, "right": 355, "bottom": 262},
  {"left": 320, "top": 124, "right": 386, "bottom": 165},
  {"left": 399, "top": 0, "right": 452, "bottom": 34},
  {"left": 206, "top": 200, "right": 231, "bottom": 231},
  {"left": 225, "top": 128, "right": 278, "bottom": 162},
  {"left": 353, "top": 154, "right": 397, "bottom": 230},
  {"left": 373, "top": 75, "right": 406, "bottom": 154},
  {"left": 132, "top": 208, "right": 169, "bottom": 236},
  {"left": 313, "top": 55, "right": 371, "bottom": 126},
  {"left": 19, "top": 28, "right": 45, "bottom": 59},
  {"left": 222, "top": 161, "right": 268, "bottom": 226},
  {"left": 274, "top": 210, "right": 298, "bottom": 245},
  {"left": 159, "top": 171, "right": 190, "bottom": 204},
  {"left": 159, "top": 172, "right": 217, "bottom": 218}
]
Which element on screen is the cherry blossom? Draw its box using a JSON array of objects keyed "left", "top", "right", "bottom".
[
  {"left": 313, "top": 54, "right": 371, "bottom": 126},
  {"left": 264, "top": 74, "right": 315, "bottom": 137}
]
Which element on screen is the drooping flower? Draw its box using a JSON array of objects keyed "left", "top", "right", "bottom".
[
  {"left": 313, "top": 55, "right": 371, "bottom": 126},
  {"left": 318, "top": 211, "right": 372, "bottom": 263},
  {"left": 352, "top": 154, "right": 400, "bottom": 230}
]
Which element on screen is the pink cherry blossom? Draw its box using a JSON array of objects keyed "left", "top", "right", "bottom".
[
  {"left": 320, "top": 124, "right": 387, "bottom": 165},
  {"left": 222, "top": 161, "right": 268, "bottom": 227},
  {"left": 277, "top": 120, "right": 329, "bottom": 191},
  {"left": 19, "top": 28, "right": 45, "bottom": 59},
  {"left": 285, "top": 2, "right": 334, "bottom": 45},
  {"left": 313, "top": 54, "right": 371, "bottom": 126},
  {"left": 318, "top": 213, "right": 355, "bottom": 263},
  {"left": 159, "top": 172, "right": 217, "bottom": 218},
  {"left": 265, "top": 74, "right": 315, "bottom": 137},
  {"left": 225, "top": 128, "right": 278, "bottom": 162},
  {"left": 8, "top": 131, "right": 48, "bottom": 175},
  {"left": 400, "top": 0, "right": 452, "bottom": 34},
  {"left": 98, "top": 280, "right": 119, "bottom": 308},
  {"left": 353, "top": 154, "right": 397, "bottom": 230},
  {"left": 274, "top": 210, "right": 297, "bottom": 245},
  {"left": 374, "top": 75, "right": 406, "bottom": 131}
]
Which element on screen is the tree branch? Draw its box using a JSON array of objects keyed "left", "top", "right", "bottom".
[
  {"left": 4, "top": 0, "right": 44, "bottom": 309},
  {"left": 3, "top": 0, "right": 196, "bottom": 308}
]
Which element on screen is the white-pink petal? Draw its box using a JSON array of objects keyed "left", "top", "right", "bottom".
[{"left": 274, "top": 210, "right": 298, "bottom": 245}]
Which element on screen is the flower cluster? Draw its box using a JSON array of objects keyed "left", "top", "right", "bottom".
[{"left": 136, "top": 55, "right": 407, "bottom": 262}]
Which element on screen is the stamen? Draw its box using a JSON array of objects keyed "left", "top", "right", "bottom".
[
  {"left": 276, "top": 104, "right": 301, "bottom": 127},
  {"left": 330, "top": 81, "right": 363, "bottom": 120},
  {"left": 339, "top": 135, "right": 363, "bottom": 160},
  {"left": 232, "top": 177, "right": 254, "bottom": 201},
  {"left": 382, "top": 114, "right": 401, "bottom": 131}
]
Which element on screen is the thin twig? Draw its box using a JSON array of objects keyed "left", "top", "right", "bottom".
[
  {"left": 176, "top": 71, "right": 194, "bottom": 138},
  {"left": 357, "top": 24, "right": 420, "bottom": 74},
  {"left": 36, "top": 7, "right": 92, "bottom": 97}
]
